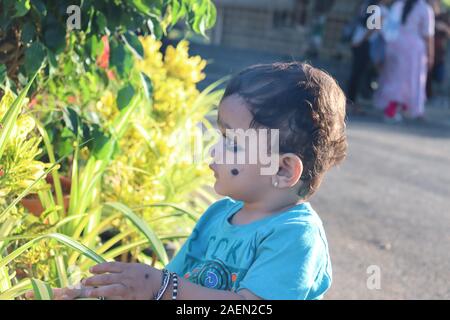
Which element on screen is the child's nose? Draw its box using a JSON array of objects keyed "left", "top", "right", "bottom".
[{"left": 209, "top": 145, "right": 216, "bottom": 158}]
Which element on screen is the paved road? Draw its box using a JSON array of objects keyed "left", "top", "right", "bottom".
[
  {"left": 191, "top": 42, "right": 450, "bottom": 299},
  {"left": 313, "top": 118, "right": 450, "bottom": 299}
]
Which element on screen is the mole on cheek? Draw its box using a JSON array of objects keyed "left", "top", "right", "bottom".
[{"left": 145, "top": 274, "right": 149, "bottom": 279}]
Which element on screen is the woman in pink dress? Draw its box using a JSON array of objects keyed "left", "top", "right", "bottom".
[{"left": 374, "top": 0, "right": 435, "bottom": 121}]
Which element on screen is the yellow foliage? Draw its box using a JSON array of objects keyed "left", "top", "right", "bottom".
[
  {"left": 0, "top": 90, "right": 51, "bottom": 205},
  {"left": 100, "top": 37, "right": 216, "bottom": 236}
]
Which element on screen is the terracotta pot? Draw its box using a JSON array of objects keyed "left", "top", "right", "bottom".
[
  {"left": 20, "top": 176, "right": 71, "bottom": 217},
  {"left": 46, "top": 175, "right": 72, "bottom": 194}
]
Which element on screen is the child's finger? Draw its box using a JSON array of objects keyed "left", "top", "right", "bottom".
[
  {"left": 85, "top": 284, "right": 125, "bottom": 298},
  {"left": 90, "top": 262, "right": 124, "bottom": 274},
  {"left": 53, "top": 288, "right": 82, "bottom": 300},
  {"left": 25, "top": 287, "right": 77, "bottom": 300},
  {"left": 83, "top": 274, "right": 121, "bottom": 287},
  {"left": 24, "top": 290, "right": 35, "bottom": 299}
]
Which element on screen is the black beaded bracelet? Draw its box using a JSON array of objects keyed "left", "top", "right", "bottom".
[
  {"left": 154, "top": 269, "right": 170, "bottom": 300},
  {"left": 171, "top": 272, "right": 178, "bottom": 300}
]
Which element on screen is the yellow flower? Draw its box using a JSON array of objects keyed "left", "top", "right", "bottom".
[
  {"left": 15, "top": 115, "right": 36, "bottom": 140},
  {"left": 101, "top": 36, "right": 216, "bottom": 236},
  {"left": 136, "top": 36, "right": 166, "bottom": 81},
  {"left": 95, "top": 90, "right": 118, "bottom": 121},
  {"left": 164, "top": 40, "right": 207, "bottom": 84},
  {"left": 0, "top": 89, "right": 15, "bottom": 117}
]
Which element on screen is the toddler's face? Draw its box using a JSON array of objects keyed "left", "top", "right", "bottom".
[{"left": 209, "top": 95, "right": 276, "bottom": 202}]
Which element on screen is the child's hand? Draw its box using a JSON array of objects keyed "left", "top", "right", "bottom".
[
  {"left": 25, "top": 285, "right": 90, "bottom": 300},
  {"left": 81, "top": 262, "right": 161, "bottom": 300}
]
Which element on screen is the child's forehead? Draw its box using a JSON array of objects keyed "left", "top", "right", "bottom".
[{"left": 218, "top": 95, "right": 253, "bottom": 130}]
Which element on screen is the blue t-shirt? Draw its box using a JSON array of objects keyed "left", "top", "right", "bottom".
[{"left": 165, "top": 197, "right": 332, "bottom": 300}]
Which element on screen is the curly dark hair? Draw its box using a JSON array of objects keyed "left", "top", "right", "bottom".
[{"left": 222, "top": 62, "right": 347, "bottom": 199}]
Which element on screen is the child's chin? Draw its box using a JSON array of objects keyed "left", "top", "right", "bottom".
[
  {"left": 213, "top": 181, "right": 222, "bottom": 194},
  {"left": 213, "top": 181, "right": 227, "bottom": 196}
]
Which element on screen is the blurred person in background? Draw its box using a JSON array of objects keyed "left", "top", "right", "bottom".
[
  {"left": 374, "top": 0, "right": 436, "bottom": 122},
  {"left": 426, "top": 0, "right": 450, "bottom": 99},
  {"left": 346, "top": 0, "right": 391, "bottom": 115}
]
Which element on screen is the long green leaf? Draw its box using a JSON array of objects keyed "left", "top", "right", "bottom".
[
  {"left": 134, "top": 122, "right": 160, "bottom": 157},
  {"left": 101, "top": 234, "right": 189, "bottom": 260},
  {"left": 0, "top": 217, "right": 17, "bottom": 252},
  {"left": 0, "top": 235, "right": 36, "bottom": 241},
  {"left": 82, "top": 201, "right": 102, "bottom": 256},
  {"left": 0, "top": 139, "right": 92, "bottom": 222},
  {"left": 36, "top": 121, "right": 65, "bottom": 218},
  {"left": 79, "top": 234, "right": 189, "bottom": 271},
  {"left": 54, "top": 255, "right": 69, "bottom": 289},
  {"left": 101, "top": 239, "right": 148, "bottom": 261},
  {"left": 112, "top": 95, "right": 140, "bottom": 138},
  {"left": 53, "top": 214, "right": 89, "bottom": 230},
  {"left": 74, "top": 170, "right": 103, "bottom": 221},
  {"left": 159, "top": 234, "right": 190, "bottom": 241},
  {"left": 65, "top": 94, "right": 140, "bottom": 235},
  {"left": 132, "top": 203, "right": 200, "bottom": 222},
  {"left": 0, "top": 265, "right": 11, "bottom": 293},
  {"left": 0, "top": 279, "right": 31, "bottom": 300},
  {"left": 67, "top": 140, "right": 79, "bottom": 224},
  {"left": 78, "top": 230, "right": 135, "bottom": 270},
  {"left": 0, "top": 162, "right": 59, "bottom": 221},
  {"left": 0, "top": 233, "right": 106, "bottom": 270},
  {"left": 79, "top": 213, "right": 121, "bottom": 245},
  {"left": 149, "top": 213, "right": 187, "bottom": 222},
  {"left": 94, "top": 230, "right": 134, "bottom": 256},
  {"left": 37, "top": 190, "right": 59, "bottom": 225},
  {"left": 69, "top": 206, "right": 104, "bottom": 241},
  {"left": 31, "top": 278, "right": 53, "bottom": 300},
  {"left": 0, "top": 68, "right": 40, "bottom": 159},
  {"left": 67, "top": 212, "right": 121, "bottom": 266},
  {"left": 104, "top": 202, "right": 168, "bottom": 265},
  {"left": 191, "top": 77, "right": 227, "bottom": 112}
]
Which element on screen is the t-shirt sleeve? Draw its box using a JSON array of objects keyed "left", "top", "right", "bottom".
[
  {"left": 164, "top": 231, "right": 192, "bottom": 275},
  {"left": 165, "top": 197, "right": 235, "bottom": 275},
  {"left": 236, "top": 221, "right": 331, "bottom": 300}
]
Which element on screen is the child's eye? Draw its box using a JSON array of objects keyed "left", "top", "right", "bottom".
[{"left": 222, "top": 133, "right": 239, "bottom": 153}]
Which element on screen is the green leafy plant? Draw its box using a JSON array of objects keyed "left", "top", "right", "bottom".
[
  {"left": 30, "top": 278, "right": 53, "bottom": 300},
  {"left": 0, "top": 1, "right": 221, "bottom": 301},
  {"left": 0, "top": 0, "right": 216, "bottom": 83},
  {"left": 0, "top": 71, "right": 59, "bottom": 298},
  {"left": 0, "top": 47, "right": 222, "bottom": 299}
]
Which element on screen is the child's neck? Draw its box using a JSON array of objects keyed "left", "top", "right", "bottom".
[
  {"left": 230, "top": 195, "right": 304, "bottom": 226},
  {"left": 239, "top": 194, "right": 304, "bottom": 218}
]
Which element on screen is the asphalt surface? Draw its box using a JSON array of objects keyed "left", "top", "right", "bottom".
[{"left": 313, "top": 117, "right": 450, "bottom": 299}]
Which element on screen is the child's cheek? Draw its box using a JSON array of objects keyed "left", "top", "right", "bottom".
[{"left": 212, "top": 165, "right": 229, "bottom": 196}]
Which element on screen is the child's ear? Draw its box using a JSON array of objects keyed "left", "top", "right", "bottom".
[{"left": 275, "top": 153, "right": 303, "bottom": 188}]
